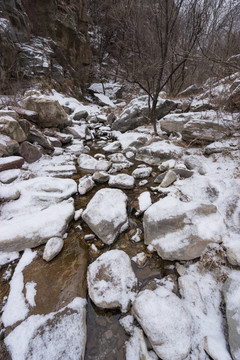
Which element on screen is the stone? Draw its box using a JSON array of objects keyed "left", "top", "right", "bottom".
[
  {"left": 108, "top": 162, "right": 133, "bottom": 174},
  {"left": 137, "top": 191, "right": 152, "bottom": 213},
  {"left": 132, "top": 166, "right": 152, "bottom": 179},
  {"left": 117, "top": 132, "right": 152, "bottom": 151},
  {"left": 223, "top": 271, "right": 240, "bottom": 360},
  {"left": 0, "top": 186, "right": 20, "bottom": 202},
  {"left": 204, "top": 139, "right": 240, "bottom": 155},
  {"left": 28, "top": 128, "right": 54, "bottom": 152},
  {"left": 136, "top": 140, "right": 183, "bottom": 165},
  {"left": 226, "top": 242, "right": 240, "bottom": 266},
  {"left": 0, "top": 115, "right": 27, "bottom": 142},
  {"left": 160, "top": 170, "right": 177, "bottom": 187},
  {"left": 82, "top": 188, "right": 128, "bottom": 245},
  {"left": 19, "top": 141, "right": 43, "bottom": 163},
  {"left": 78, "top": 175, "right": 95, "bottom": 195},
  {"left": 0, "top": 169, "right": 20, "bottom": 184},
  {"left": 65, "top": 124, "right": 87, "bottom": 139},
  {"left": 18, "top": 118, "right": 31, "bottom": 137},
  {"left": 160, "top": 113, "right": 191, "bottom": 134},
  {"left": 74, "top": 209, "right": 83, "bottom": 221},
  {"left": 132, "top": 252, "right": 148, "bottom": 267},
  {"left": 103, "top": 141, "right": 121, "bottom": 152},
  {"left": 158, "top": 159, "right": 176, "bottom": 171},
  {"left": 21, "top": 95, "right": 68, "bottom": 128},
  {"left": 0, "top": 134, "right": 19, "bottom": 156},
  {"left": 184, "top": 156, "right": 206, "bottom": 175},
  {"left": 43, "top": 237, "right": 64, "bottom": 262},
  {"left": 77, "top": 153, "right": 111, "bottom": 173},
  {"left": 133, "top": 284, "right": 192, "bottom": 360},
  {"left": 109, "top": 174, "right": 135, "bottom": 189},
  {"left": 108, "top": 152, "right": 128, "bottom": 163},
  {"left": 9, "top": 106, "right": 39, "bottom": 123},
  {"left": 143, "top": 197, "right": 227, "bottom": 260},
  {"left": 87, "top": 250, "right": 138, "bottom": 312},
  {"left": 226, "top": 85, "right": 240, "bottom": 112},
  {"left": 95, "top": 159, "right": 112, "bottom": 171},
  {"left": 0, "top": 156, "right": 24, "bottom": 172},
  {"left": 73, "top": 110, "right": 89, "bottom": 120},
  {"left": 92, "top": 171, "right": 109, "bottom": 183}
]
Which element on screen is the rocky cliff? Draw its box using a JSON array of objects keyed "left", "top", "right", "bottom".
[{"left": 0, "top": 0, "right": 91, "bottom": 96}]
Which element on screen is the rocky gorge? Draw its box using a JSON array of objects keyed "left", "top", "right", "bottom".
[{"left": 0, "top": 73, "right": 240, "bottom": 360}]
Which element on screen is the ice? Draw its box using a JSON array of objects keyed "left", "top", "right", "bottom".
[
  {"left": 4, "top": 297, "right": 87, "bottom": 360},
  {"left": 2, "top": 249, "right": 36, "bottom": 327}
]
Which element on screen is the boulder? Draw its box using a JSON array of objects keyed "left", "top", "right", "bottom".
[
  {"left": 143, "top": 196, "right": 226, "bottom": 260},
  {"left": 77, "top": 154, "right": 111, "bottom": 173},
  {"left": 19, "top": 141, "right": 43, "bottom": 163},
  {"left": 117, "top": 132, "right": 152, "bottom": 151},
  {"left": 0, "top": 169, "right": 20, "bottom": 184},
  {"left": 132, "top": 166, "right": 152, "bottom": 179},
  {"left": 18, "top": 119, "right": 31, "bottom": 137},
  {"left": 28, "top": 128, "right": 54, "bottom": 152},
  {"left": 78, "top": 175, "right": 95, "bottom": 195},
  {"left": 87, "top": 250, "right": 138, "bottom": 312},
  {"left": 160, "top": 169, "right": 177, "bottom": 187},
  {"left": 73, "top": 110, "right": 88, "bottom": 120},
  {"left": 136, "top": 140, "right": 183, "bottom": 165},
  {"left": 21, "top": 95, "right": 69, "bottom": 128},
  {"left": 65, "top": 124, "right": 87, "bottom": 139},
  {"left": 137, "top": 191, "right": 152, "bottom": 213},
  {"left": 204, "top": 139, "right": 240, "bottom": 155},
  {"left": 0, "top": 156, "right": 24, "bottom": 172},
  {"left": 43, "top": 237, "right": 64, "bottom": 262},
  {"left": 0, "top": 134, "right": 19, "bottom": 157},
  {"left": 184, "top": 156, "right": 206, "bottom": 175},
  {"left": 82, "top": 188, "right": 128, "bottom": 244},
  {"left": 0, "top": 115, "right": 27, "bottom": 142},
  {"left": 103, "top": 141, "right": 121, "bottom": 152},
  {"left": 160, "top": 113, "right": 192, "bottom": 134},
  {"left": 109, "top": 174, "right": 135, "bottom": 189},
  {"left": 92, "top": 171, "right": 109, "bottom": 183},
  {"left": 133, "top": 284, "right": 192, "bottom": 360},
  {"left": 9, "top": 106, "right": 39, "bottom": 123}
]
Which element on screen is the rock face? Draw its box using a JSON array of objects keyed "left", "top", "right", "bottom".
[
  {"left": 82, "top": 188, "right": 128, "bottom": 245},
  {"left": 133, "top": 284, "right": 192, "bottom": 360},
  {"left": 87, "top": 250, "right": 138, "bottom": 312},
  {"left": 0, "top": 0, "right": 91, "bottom": 93},
  {"left": 143, "top": 196, "right": 226, "bottom": 260}
]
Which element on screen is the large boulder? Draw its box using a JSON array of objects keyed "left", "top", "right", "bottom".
[
  {"left": 82, "top": 188, "right": 128, "bottom": 245},
  {"left": 136, "top": 140, "right": 183, "bottom": 165},
  {"left": 0, "top": 115, "right": 27, "bottom": 142},
  {"left": 21, "top": 94, "right": 69, "bottom": 128},
  {"left": 133, "top": 283, "right": 192, "bottom": 360},
  {"left": 143, "top": 196, "right": 226, "bottom": 260},
  {"left": 87, "top": 250, "right": 138, "bottom": 312}
]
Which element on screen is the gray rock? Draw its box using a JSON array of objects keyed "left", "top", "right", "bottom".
[
  {"left": 92, "top": 171, "right": 109, "bottom": 183},
  {"left": 19, "top": 141, "right": 43, "bottom": 163},
  {"left": 0, "top": 169, "right": 20, "bottom": 184},
  {"left": 18, "top": 118, "right": 31, "bottom": 138},
  {"left": 73, "top": 110, "right": 88, "bottom": 120},
  {"left": 132, "top": 167, "right": 152, "bottom": 179},
  {"left": 144, "top": 197, "right": 226, "bottom": 260},
  {"left": 0, "top": 134, "right": 19, "bottom": 157},
  {"left": 43, "top": 237, "right": 64, "bottom": 262},
  {"left": 87, "top": 250, "right": 137, "bottom": 312},
  {"left": 184, "top": 156, "right": 206, "bottom": 175},
  {"left": 109, "top": 174, "right": 135, "bottom": 189},
  {"left": 160, "top": 170, "right": 177, "bottom": 187},
  {"left": 136, "top": 140, "right": 183, "bottom": 165},
  {"left": 0, "top": 115, "right": 27, "bottom": 143},
  {"left": 82, "top": 188, "right": 128, "bottom": 245},
  {"left": 28, "top": 128, "right": 54, "bottom": 152},
  {"left": 160, "top": 113, "right": 191, "bottom": 134}
]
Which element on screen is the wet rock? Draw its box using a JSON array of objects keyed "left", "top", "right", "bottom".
[
  {"left": 82, "top": 188, "right": 128, "bottom": 245},
  {"left": 28, "top": 128, "right": 54, "bottom": 152},
  {"left": 19, "top": 141, "right": 43, "bottom": 163},
  {"left": 133, "top": 284, "right": 192, "bottom": 360},
  {"left": 43, "top": 237, "right": 64, "bottom": 262},
  {"left": 92, "top": 171, "right": 109, "bottom": 184},
  {"left": 184, "top": 156, "right": 206, "bottom": 175},
  {"left": 0, "top": 115, "right": 27, "bottom": 143},
  {"left": 109, "top": 174, "right": 135, "bottom": 189},
  {"left": 73, "top": 110, "right": 89, "bottom": 120},
  {"left": 21, "top": 94, "right": 68, "bottom": 128},
  {"left": 87, "top": 250, "right": 138, "bottom": 312},
  {"left": 132, "top": 166, "right": 152, "bottom": 179},
  {"left": 144, "top": 197, "right": 226, "bottom": 260},
  {"left": 136, "top": 140, "right": 183, "bottom": 165},
  {"left": 0, "top": 156, "right": 24, "bottom": 172},
  {"left": 0, "top": 134, "right": 19, "bottom": 157},
  {"left": 160, "top": 170, "right": 177, "bottom": 187},
  {"left": 223, "top": 271, "right": 240, "bottom": 360},
  {"left": 78, "top": 175, "right": 95, "bottom": 195}
]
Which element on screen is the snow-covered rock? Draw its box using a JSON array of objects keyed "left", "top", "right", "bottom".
[
  {"left": 78, "top": 175, "right": 95, "bottom": 195},
  {"left": 109, "top": 173, "right": 135, "bottom": 189},
  {"left": 133, "top": 284, "right": 192, "bottom": 360},
  {"left": 103, "top": 141, "right": 121, "bottom": 152},
  {"left": 136, "top": 140, "right": 183, "bottom": 165},
  {"left": 137, "top": 191, "right": 152, "bottom": 213},
  {"left": 82, "top": 188, "right": 128, "bottom": 244},
  {"left": 92, "top": 171, "right": 109, "bottom": 183},
  {"left": 87, "top": 250, "right": 138, "bottom": 312},
  {"left": 65, "top": 124, "right": 88, "bottom": 139},
  {"left": 116, "top": 131, "right": 152, "bottom": 151},
  {"left": 0, "top": 156, "right": 24, "bottom": 172},
  {"left": 132, "top": 166, "right": 152, "bottom": 179},
  {"left": 160, "top": 113, "right": 191, "bottom": 134},
  {"left": 4, "top": 297, "right": 86, "bottom": 360},
  {"left": 204, "top": 139, "right": 240, "bottom": 155},
  {"left": 143, "top": 196, "right": 227, "bottom": 260},
  {"left": 184, "top": 156, "right": 206, "bottom": 175},
  {"left": 160, "top": 169, "right": 177, "bottom": 187},
  {"left": 0, "top": 134, "right": 19, "bottom": 157},
  {"left": 77, "top": 153, "right": 111, "bottom": 173},
  {"left": 0, "top": 115, "right": 27, "bottom": 142},
  {"left": 43, "top": 237, "right": 64, "bottom": 262}
]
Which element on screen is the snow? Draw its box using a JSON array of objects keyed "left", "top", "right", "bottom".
[
  {"left": 4, "top": 297, "right": 87, "bottom": 360},
  {"left": 138, "top": 191, "right": 152, "bottom": 213},
  {"left": 94, "top": 93, "right": 115, "bottom": 107},
  {"left": 116, "top": 131, "right": 152, "bottom": 150},
  {"left": 87, "top": 250, "right": 138, "bottom": 312},
  {"left": 109, "top": 173, "right": 135, "bottom": 189},
  {"left": 0, "top": 251, "right": 19, "bottom": 266},
  {"left": 0, "top": 169, "right": 21, "bottom": 184},
  {"left": 25, "top": 282, "right": 37, "bottom": 307},
  {"left": 2, "top": 249, "right": 36, "bottom": 327}
]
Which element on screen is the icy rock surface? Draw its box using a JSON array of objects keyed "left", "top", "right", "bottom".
[
  {"left": 82, "top": 188, "right": 128, "bottom": 244},
  {"left": 143, "top": 196, "right": 226, "bottom": 260},
  {"left": 133, "top": 284, "right": 192, "bottom": 360},
  {"left": 87, "top": 250, "right": 138, "bottom": 312}
]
